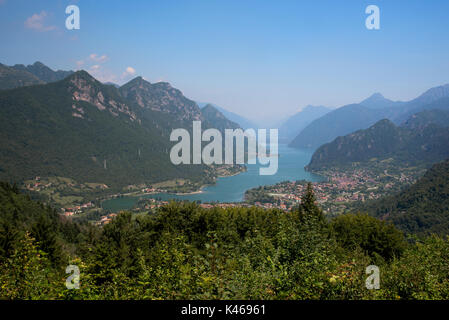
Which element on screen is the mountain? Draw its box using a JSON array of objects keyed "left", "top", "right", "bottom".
[
  {"left": 0, "top": 63, "right": 44, "bottom": 90},
  {"left": 0, "top": 71, "right": 211, "bottom": 189},
  {"left": 306, "top": 119, "right": 409, "bottom": 169},
  {"left": 198, "top": 102, "right": 257, "bottom": 129},
  {"left": 393, "top": 96, "right": 449, "bottom": 124},
  {"left": 382, "top": 85, "right": 449, "bottom": 124},
  {"left": 289, "top": 84, "right": 449, "bottom": 151},
  {"left": 119, "top": 80, "right": 244, "bottom": 164},
  {"left": 307, "top": 115, "right": 449, "bottom": 171},
  {"left": 359, "top": 159, "right": 449, "bottom": 236},
  {"left": 200, "top": 104, "right": 240, "bottom": 131},
  {"left": 104, "top": 82, "right": 120, "bottom": 88},
  {"left": 120, "top": 76, "right": 203, "bottom": 124},
  {"left": 11, "top": 61, "right": 73, "bottom": 83},
  {"left": 289, "top": 104, "right": 387, "bottom": 149},
  {"left": 0, "top": 61, "right": 74, "bottom": 90},
  {"left": 359, "top": 93, "right": 403, "bottom": 109},
  {"left": 279, "top": 105, "right": 331, "bottom": 143},
  {"left": 407, "top": 84, "right": 449, "bottom": 107},
  {"left": 403, "top": 109, "right": 449, "bottom": 130}
]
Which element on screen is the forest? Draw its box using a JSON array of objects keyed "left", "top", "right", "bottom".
[{"left": 1, "top": 181, "right": 448, "bottom": 300}]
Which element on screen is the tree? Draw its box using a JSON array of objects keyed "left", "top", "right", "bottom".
[
  {"left": 299, "top": 183, "right": 325, "bottom": 223},
  {"left": 331, "top": 213, "right": 406, "bottom": 262}
]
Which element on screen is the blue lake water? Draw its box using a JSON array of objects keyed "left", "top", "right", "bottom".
[{"left": 102, "top": 144, "right": 322, "bottom": 211}]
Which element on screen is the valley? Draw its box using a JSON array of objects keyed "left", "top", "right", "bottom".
[
  {"left": 2, "top": 1, "right": 449, "bottom": 302},
  {"left": 2, "top": 62, "right": 448, "bottom": 230}
]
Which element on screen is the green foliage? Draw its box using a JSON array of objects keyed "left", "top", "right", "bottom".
[
  {"left": 0, "top": 232, "right": 62, "bottom": 299},
  {"left": 11, "top": 61, "right": 73, "bottom": 83},
  {"left": 376, "top": 236, "right": 449, "bottom": 299},
  {"left": 0, "top": 182, "right": 448, "bottom": 300},
  {"left": 0, "top": 71, "right": 214, "bottom": 190},
  {"left": 361, "top": 159, "right": 449, "bottom": 236},
  {"left": 200, "top": 104, "right": 240, "bottom": 132},
  {"left": 297, "top": 182, "right": 325, "bottom": 223},
  {"left": 0, "top": 63, "right": 44, "bottom": 90},
  {"left": 331, "top": 213, "right": 406, "bottom": 262},
  {"left": 307, "top": 118, "right": 449, "bottom": 171}
]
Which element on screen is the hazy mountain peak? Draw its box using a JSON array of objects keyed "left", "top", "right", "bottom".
[
  {"left": 369, "top": 92, "right": 384, "bottom": 99},
  {"left": 32, "top": 61, "right": 47, "bottom": 68},
  {"left": 361, "top": 92, "right": 388, "bottom": 103},
  {"left": 301, "top": 105, "right": 329, "bottom": 111},
  {"left": 359, "top": 92, "right": 401, "bottom": 110},
  {"left": 279, "top": 105, "right": 331, "bottom": 143},
  {"left": 417, "top": 84, "right": 449, "bottom": 102},
  {"left": 123, "top": 76, "right": 151, "bottom": 88}
]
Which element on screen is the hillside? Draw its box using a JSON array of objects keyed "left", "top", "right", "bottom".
[
  {"left": 200, "top": 104, "right": 240, "bottom": 131},
  {"left": 358, "top": 159, "right": 449, "bottom": 236},
  {"left": 403, "top": 109, "right": 449, "bottom": 130},
  {"left": 0, "top": 61, "right": 74, "bottom": 90},
  {"left": 11, "top": 61, "right": 74, "bottom": 83},
  {"left": 198, "top": 102, "right": 257, "bottom": 129},
  {"left": 0, "top": 63, "right": 44, "bottom": 89},
  {"left": 0, "top": 71, "right": 213, "bottom": 190},
  {"left": 394, "top": 96, "right": 449, "bottom": 124},
  {"left": 306, "top": 115, "right": 449, "bottom": 170},
  {"left": 120, "top": 76, "right": 203, "bottom": 123}
]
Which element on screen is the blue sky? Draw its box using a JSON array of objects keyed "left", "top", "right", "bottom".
[{"left": 1, "top": 0, "right": 449, "bottom": 125}]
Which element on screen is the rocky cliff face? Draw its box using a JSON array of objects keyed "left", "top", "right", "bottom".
[
  {"left": 68, "top": 71, "right": 138, "bottom": 123},
  {"left": 120, "top": 76, "right": 203, "bottom": 121}
]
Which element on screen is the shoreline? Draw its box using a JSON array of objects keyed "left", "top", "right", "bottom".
[{"left": 101, "top": 167, "right": 247, "bottom": 203}]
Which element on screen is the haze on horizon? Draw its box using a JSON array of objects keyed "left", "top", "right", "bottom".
[{"left": 1, "top": 0, "right": 449, "bottom": 125}]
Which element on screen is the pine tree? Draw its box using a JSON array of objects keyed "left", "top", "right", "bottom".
[{"left": 300, "top": 183, "right": 325, "bottom": 223}]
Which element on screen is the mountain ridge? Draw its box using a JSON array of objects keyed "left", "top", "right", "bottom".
[
  {"left": 279, "top": 105, "right": 331, "bottom": 143},
  {"left": 289, "top": 84, "right": 449, "bottom": 150},
  {"left": 0, "top": 69, "right": 225, "bottom": 189},
  {"left": 306, "top": 112, "right": 449, "bottom": 171}
]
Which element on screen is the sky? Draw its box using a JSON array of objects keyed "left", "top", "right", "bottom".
[{"left": 1, "top": 0, "right": 449, "bottom": 125}]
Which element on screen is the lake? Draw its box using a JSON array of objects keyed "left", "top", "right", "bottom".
[{"left": 102, "top": 144, "right": 323, "bottom": 211}]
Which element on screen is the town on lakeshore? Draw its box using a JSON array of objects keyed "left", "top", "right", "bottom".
[{"left": 22, "top": 158, "right": 426, "bottom": 225}]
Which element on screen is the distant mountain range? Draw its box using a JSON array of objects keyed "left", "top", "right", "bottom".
[
  {"left": 359, "top": 92, "right": 404, "bottom": 109},
  {"left": 0, "top": 61, "right": 74, "bottom": 89},
  {"left": 289, "top": 85, "right": 449, "bottom": 150},
  {"left": 0, "top": 63, "right": 43, "bottom": 89},
  {"left": 289, "top": 103, "right": 386, "bottom": 149},
  {"left": 0, "top": 62, "right": 241, "bottom": 190},
  {"left": 306, "top": 110, "right": 449, "bottom": 171},
  {"left": 278, "top": 105, "right": 331, "bottom": 143},
  {"left": 11, "top": 61, "right": 74, "bottom": 83}
]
